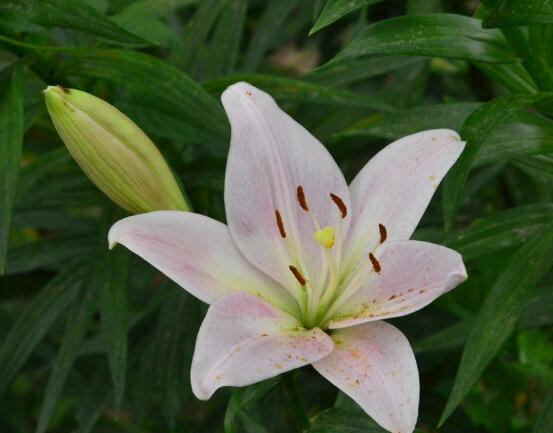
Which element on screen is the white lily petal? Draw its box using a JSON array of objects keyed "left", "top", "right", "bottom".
[
  {"left": 108, "top": 211, "right": 297, "bottom": 314},
  {"left": 222, "top": 82, "right": 350, "bottom": 294},
  {"left": 344, "top": 129, "right": 464, "bottom": 268},
  {"left": 191, "top": 292, "right": 334, "bottom": 399},
  {"left": 313, "top": 322, "right": 419, "bottom": 433},
  {"left": 328, "top": 240, "right": 467, "bottom": 329}
]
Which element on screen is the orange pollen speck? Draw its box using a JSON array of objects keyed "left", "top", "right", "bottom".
[
  {"left": 275, "top": 210, "right": 286, "bottom": 238},
  {"left": 289, "top": 265, "right": 306, "bottom": 285},
  {"left": 378, "top": 223, "right": 387, "bottom": 244},
  {"left": 296, "top": 186, "right": 309, "bottom": 211},
  {"left": 369, "top": 253, "right": 381, "bottom": 273},
  {"left": 330, "top": 193, "right": 347, "bottom": 218}
]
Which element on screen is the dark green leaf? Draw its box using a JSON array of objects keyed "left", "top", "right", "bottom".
[
  {"left": 534, "top": 386, "right": 553, "bottom": 433},
  {"left": 440, "top": 226, "right": 553, "bottom": 425},
  {"left": 0, "top": 265, "right": 84, "bottom": 394},
  {"left": 224, "top": 378, "right": 279, "bottom": 433},
  {"left": 332, "top": 14, "right": 517, "bottom": 64},
  {"left": 309, "top": 0, "right": 387, "bottom": 34},
  {"left": 203, "top": 74, "right": 395, "bottom": 112},
  {"left": 448, "top": 204, "right": 553, "bottom": 260},
  {"left": 307, "top": 407, "right": 387, "bottom": 433},
  {"left": 58, "top": 49, "right": 228, "bottom": 142},
  {"left": 36, "top": 283, "right": 97, "bottom": 433},
  {"left": 483, "top": 0, "right": 553, "bottom": 28},
  {"left": 0, "top": 63, "right": 22, "bottom": 274},
  {"left": 0, "top": 0, "right": 151, "bottom": 46},
  {"left": 442, "top": 93, "right": 553, "bottom": 232},
  {"left": 98, "top": 220, "right": 129, "bottom": 410}
]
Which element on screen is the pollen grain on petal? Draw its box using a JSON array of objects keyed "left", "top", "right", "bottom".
[
  {"left": 369, "top": 253, "right": 381, "bottom": 273},
  {"left": 289, "top": 265, "right": 306, "bottom": 285},
  {"left": 330, "top": 193, "right": 347, "bottom": 219},
  {"left": 275, "top": 209, "right": 286, "bottom": 238},
  {"left": 378, "top": 223, "right": 387, "bottom": 244},
  {"left": 296, "top": 185, "right": 309, "bottom": 211}
]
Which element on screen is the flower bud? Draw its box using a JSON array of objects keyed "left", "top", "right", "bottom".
[{"left": 43, "top": 85, "right": 189, "bottom": 214}]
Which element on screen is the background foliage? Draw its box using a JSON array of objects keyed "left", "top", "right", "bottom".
[{"left": 1, "top": 0, "right": 553, "bottom": 432}]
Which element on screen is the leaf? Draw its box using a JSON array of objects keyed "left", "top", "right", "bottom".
[
  {"left": 36, "top": 282, "right": 97, "bottom": 433},
  {"left": 0, "top": 265, "right": 84, "bottom": 394},
  {"left": 224, "top": 378, "right": 279, "bottom": 433},
  {"left": 331, "top": 14, "right": 517, "bottom": 64},
  {"left": 4, "top": 235, "right": 97, "bottom": 275},
  {"left": 58, "top": 49, "right": 228, "bottom": 141},
  {"left": 413, "top": 320, "right": 472, "bottom": 354},
  {"left": 306, "top": 55, "right": 422, "bottom": 87},
  {"left": 309, "top": 0, "right": 387, "bottom": 34},
  {"left": 534, "top": 386, "right": 553, "bottom": 433},
  {"left": 75, "top": 368, "right": 112, "bottom": 433},
  {"left": 0, "top": 0, "right": 150, "bottom": 46},
  {"left": 307, "top": 407, "right": 388, "bottom": 433},
  {"left": 483, "top": 0, "right": 553, "bottom": 28},
  {"left": 243, "top": 0, "right": 301, "bottom": 71},
  {"left": 440, "top": 226, "right": 553, "bottom": 425},
  {"left": 203, "top": 74, "right": 395, "bottom": 112},
  {"left": 0, "top": 63, "right": 22, "bottom": 274},
  {"left": 448, "top": 204, "right": 553, "bottom": 260},
  {"left": 98, "top": 213, "right": 130, "bottom": 410},
  {"left": 442, "top": 93, "right": 553, "bottom": 232}
]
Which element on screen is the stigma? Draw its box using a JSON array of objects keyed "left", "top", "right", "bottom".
[{"left": 313, "top": 226, "right": 336, "bottom": 249}]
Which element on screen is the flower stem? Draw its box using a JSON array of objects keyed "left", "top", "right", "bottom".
[{"left": 281, "top": 372, "right": 310, "bottom": 432}]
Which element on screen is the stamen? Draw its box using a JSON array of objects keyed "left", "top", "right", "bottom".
[
  {"left": 275, "top": 210, "right": 286, "bottom": 238},
  {"left": 296, "top": 186, "right": 309, "bottom": 211},
  {"left": 289, "top": 265, "right": 306, "bottom": 285},
  {"left": 330, "top": 193, "right": 347, "bottom": 219},
  {"left": 369, "top": 253, "right": 381, "bottom": 273},
  {"left": 378, "top": 223, "right": 387, "bottom": 244}
]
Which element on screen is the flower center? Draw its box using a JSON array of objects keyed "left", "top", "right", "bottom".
[{"left": 274, "top": 187, "right": 387, "bottom": 329}]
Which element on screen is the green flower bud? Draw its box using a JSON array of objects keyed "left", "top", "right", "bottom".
[{"left": 43, "top": 86, "right": 189, "bottom": 214}]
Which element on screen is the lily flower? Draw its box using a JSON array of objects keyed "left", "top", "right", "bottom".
[{"left": 108, "top": 83, "right": 467, "bottom": 433}]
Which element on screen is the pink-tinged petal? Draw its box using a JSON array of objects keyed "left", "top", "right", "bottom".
[
  {"left": 191, "top": 292, "right": 334, "bottom": 399},
  {"left": 313, "top": 322, "right": 419, "bottom": 433},
  {"left": 108, "top": 211, "right": 298, "bottom": 314},
  {"left": 222, "top": 82, "right": 350, "bottom": 293},
  {"left": 327, "top": 240, "right": 467, "bottom": 329},
  {"left": 344, "top": 130, "right": 464, "bottom": 268}
]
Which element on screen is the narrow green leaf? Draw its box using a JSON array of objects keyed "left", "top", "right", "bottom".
[
  {"left": 0, "top": 0, "right": 151, "bottom": 46},
  {"left": 448, "top": 204, "right": 553, "bottom": 260},
  {"left": 203, "top": 74, "right": 395, "bottom": 112},
  {"left": 483, "top": 0, "right": 553, "bottom": 28},
  {"left": 306, "top": 56, "right": 422, "bottom": 87},
  {"left": 534, "top": 386, "right": 553, "bottom": 433},
  {"left": 0, "top": 63, "right": 22, "bottom": 274},
  {"left": 309, "top": 0, "right": 387, "bottom": 34},
  {"left": 440, "top": 227, "right": 553, "bottom": 425},
  {"left": 224, "top": 378, "right": 279, "bottom": 433},
  {"left": 75, "top": 368, "right": 112, "bottom": 433},
  {"left": 98, "top": 216, "right": 129, "bottom": 410},
  {"left": 0, "top": 265, "right": 84, "bottom": 394},
  {"left": 442, "top": 93, "right": 553, "bottom": 232},
  {"left": 58, "top": 49, "right": 228, "bottom": 141},
  {"left": 307, "top": 407, "right": 387, "bottom": 433},
  {"left": 243, "top": 0, "right": 300, "bottom": 71},
  {"left": 332, "top": 14, "right": 517, "bottom": 64},
  {"left": 413, "top": 321, "right": 472, "bottom": 354},
  {"left": 36, "top": 283, "right": 97, "bottom": 433},
  {"left": 4, "top": 235, "right": 97, "bottom": 275}
]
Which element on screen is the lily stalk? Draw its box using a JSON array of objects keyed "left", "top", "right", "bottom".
[{"left": 44, "top": 86, "right": 189, "bottom": 214}]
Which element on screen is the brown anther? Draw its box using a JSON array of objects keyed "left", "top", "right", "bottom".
[
  {"left": 289, "top": 265, "right": 306, "bottom": 285},
  {"left": 378, "top": 223, "right": 387, "bottom": 244},
  {"left": 275, "top": 210, "right": 286, "bottom": 238},
  {"left": 296, "top": 186, "right": 309, "bottom": 211},
  {"left": 57, "top": 85, "right": 70, "bottom": 94},
  {"left": 369, "top": 253, "right": 381, "bottom": 273},
  {"left": 330, "top": 193, "right": 347, "bottom": 219}
]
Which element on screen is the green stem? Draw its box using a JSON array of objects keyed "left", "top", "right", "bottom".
[{"left": 281, "top": 372, "right": 310, "bottom": 432}]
